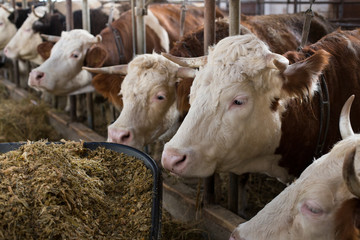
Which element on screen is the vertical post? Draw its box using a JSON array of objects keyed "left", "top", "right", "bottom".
[
  {"left": 131, "top": 0, "right": 137, "bottom": 57},
  {"left": 228, "top": 0, "right": 241, "bottom": 215},
  {"left": 229, "top": 0, "right": 240, "bottom": 35},
  {"left": 203, "top": 0, "right": 216, "bottom": 205},
  {"left": 82, "top": 0, "right": 94, "bottom": 129},
  {"left": 11, "top": 0, "right": 19, "bottom": 86},
  {"left": 135, "top": 0, "right": 146, "bottom": 55},
  {"left": 66, "top": 0, "right": 76, "bottom": 121}
]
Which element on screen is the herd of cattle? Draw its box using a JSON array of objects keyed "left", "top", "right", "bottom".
[{"left": 1, "top": 1, "right": 360, "bottom": 239}]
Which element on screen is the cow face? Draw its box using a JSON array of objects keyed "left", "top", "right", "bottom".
[
  {"left": 4, "top": 6, "right": 48, "bottom": 65},
  {"left": 107, "top": 53, "right": 181, "bottom": 149},
  {"left": 230, "top": 137, "right": 360, "bottom": 240},
  {"left": 28, "top": 30, "right": 100, "bottom": 95},
  {"left": 0, "top": 6, "right": 16, "bottom": 50},
  {"left": 161, "top": 34, "right": 329, "bottom": 181}
]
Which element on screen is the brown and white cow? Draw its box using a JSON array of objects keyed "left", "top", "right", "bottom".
[
  {"left": 230, "top": 96, "right": 360, "bottom": 240},
  {"left": 161, "top": 28, "right": 360, "bottom": 183},
  {"left": 87, "top": 13, "right": 335, "bottom": 150},
  {"left": 28, "top": 4, "right": 224, "bottom": 95}
]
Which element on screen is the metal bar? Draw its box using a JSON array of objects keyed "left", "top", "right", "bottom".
[
  {"left": 228, "top": 0, "right": 240, "bottom": 215},
  {"left": 82, "top": 0, "right": 90, "bottom": 32},
  {"left": 229, "top": 0, "right": 240, "bottom": 36},
  {"left": 131, "top": 0, "right": 137, "bottom": 57},
  {"left": 86, "top": 93, "right": 94, "bottom": 129},
  {"left": 203, "top": 0, "right": 216, "bottom": 205},
  {"left": 135, "top": 0, "right": 146, "bottom": 54}
]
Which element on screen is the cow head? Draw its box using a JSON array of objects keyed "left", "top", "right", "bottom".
[
  {"left": 85, "top": 53, "right": 196, "bottom": 150},
  {"left": 0, "top": 4, "right": 16, "bottom": 50},
  {"left": 28, "top": 30, "right": 101, "bottom": 95},
  {"left": 161, "top": 33, "right": 330, "bottom": 181},
  {"left": 4, "top": 6, "right": 48, "bottom": 64},
  {"left": 230, "top": 96, "right": 360, "bottom": 240}
]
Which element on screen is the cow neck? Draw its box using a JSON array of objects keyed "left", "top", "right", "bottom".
[
  {"left": 106, "top": 23, "right": 126, "bottom": 64},
  {"left": 305, "top": 52, "right": 331, "bottom": 158}
]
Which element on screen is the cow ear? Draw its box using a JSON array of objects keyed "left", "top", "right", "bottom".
[
  {"left": 275, "top": 49, "right": 331, "bottom": 98},
  {"left": 84, "top": 46, "right": 107, "bottom": 68},
  {"left": 92, "top": 73, "right": 124, "bottom": 109},
  {"left": 37, "top": 41, "right": 54, "bottom": 60}
]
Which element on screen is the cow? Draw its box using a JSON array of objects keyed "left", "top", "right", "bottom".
[
  {"left": 4, "top": 6, "right": 51, "bottom": 65},
  {"left": 0, "top": 4, "right": 16, "bottom": 50},
  {"left": 27, "top": 4, "right": 224, "bottom": 95},
  {"left": 230, "top": 96, "right": 360, "bottom": 240},
  {"left": 86, "top": 12, "right": 336, "bottom": 150},
  {"left": 4, "top": 3, "right": 125, "bottom": 66},
  {"left": 160, "top": 28, "right": 360, "bottom": 184}
]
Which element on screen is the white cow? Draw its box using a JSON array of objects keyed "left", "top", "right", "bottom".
[
  {"left": 161, "top": 29, "right": 360, "bottom": 183},
  {"left": 0, "top": 4, "right": 16, "bottom": 50},
  {"left": 4, "top": 6, "right": 48, "bottom": 65},
  {"left": 28, "top": 30, "right": 99, "bottom": 95},
  {"left": 230, "top": 96, "right": 360, "bottom": 240}
]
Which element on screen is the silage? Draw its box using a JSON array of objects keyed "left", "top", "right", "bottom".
[
  {"left": 0, "top": 140, "right": 153, "bottom": 240},
  {"left": 0, "top": 97, "right": 61, "bottom": 142}
]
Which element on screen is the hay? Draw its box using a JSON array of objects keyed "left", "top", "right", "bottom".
[
  {"left": 0, "top": 140, "right": 153, "bottom": 239},
  {"left": 0, "top": 95, "right": 61, "bottom": 142}
]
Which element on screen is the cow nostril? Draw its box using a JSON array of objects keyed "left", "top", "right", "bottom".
[
  {"left": 120, "top": 132, "right": 130, "bottom": 142},
  {"left": 175, "top": 155, "right": 186, "bottom": 166},
  {"left": 36, "top": 72, "right": 44, "bottom": 80}
]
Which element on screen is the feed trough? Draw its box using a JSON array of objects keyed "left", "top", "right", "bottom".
[{"left": 0, "top": 141, "right": 162, "bottom": 240}]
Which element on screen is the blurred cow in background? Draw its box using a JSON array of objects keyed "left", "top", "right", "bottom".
[
  {"left": 230, "top": 96, "right": 360, "bottom": 240},
  {"left": 161, "top": 28, "right": 360, "bottom": 183},
  {"left": 28, "top": 4, "right": 224, "bottom": 95}
]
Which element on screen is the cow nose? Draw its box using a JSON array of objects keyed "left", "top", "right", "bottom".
[
  {"left": 107, "top": 127, "right": 133, "bottom": 145},
  {"left": 29, "top": 70, "right": 45, "bottom": 86},
  {"left": 161, "top": 148, "right": 187, "bottom": 174}
]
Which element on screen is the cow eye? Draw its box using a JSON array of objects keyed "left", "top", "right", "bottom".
[
  {"left": 71, "top": 52, "right": 80, "bottom": 58},
  {"left": 157, "top": 95, "right": 165, "bottom": 100},
  {"left": 301, "top": 200, "right": 324, "bottom": 217},
  {"left": 232, "top": 97, "right": 248, "bottom": 107}
]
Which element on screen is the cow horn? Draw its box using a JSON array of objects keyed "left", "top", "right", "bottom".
[
  {"left": 343, "top": 147, "right": 360, "bottom": 198},
  {"left": 32, "top": 5, "right": 46, "bottom": 18},
  {"left": 41, "top": 34, "right": 61, "bottom": 42},
  {"left": 88, "top": 35, "right": 102, "bottom": 44},
  {"left": 176, "top": 67, "right": 196, "bottom": 79},
  {"left": 0, "top": 4, "right": 13, "bottom": 13},
  {"left": 82, "top": 65, "right": 128, "bottom": 75},
  {"left": 339, "top": 95, "right": 355, "bottom": 139},
  {"left": 161, "top": 52, "right": 207, "bottom": 68}
]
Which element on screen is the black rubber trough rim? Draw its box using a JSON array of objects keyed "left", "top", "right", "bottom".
[{"left": 0, "top": 142, "right": 162, "bottom": 240}]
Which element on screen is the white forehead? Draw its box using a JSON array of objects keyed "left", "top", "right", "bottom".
[
  {"left": 189, "top": 34, "right": 272, "bottom": 106},
  {"left": 120, "top": 53, "right": 179, "bottom": 96},
  {"left": 52, "top": 30, "right": 95, "bottom": 54}
]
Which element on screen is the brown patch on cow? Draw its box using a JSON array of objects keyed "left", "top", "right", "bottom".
[
  {"left": 334, "top": 198, "right": 360, "bottom": 240},
  {"left": 37, "top": 42, "right": 55, "bottom": 61},
  {"left": 281, "top": 49, "right": 331, "bottom": 98},
  {"left": 176, "top": 78, "right": 193, "bottom": 121},
  {"left": 276, "top": 29, "right": 360, "bottom": 178},
  {"left": 270, "top": 98, "right": 280, "bottom": 111},
  {"left": 85, "top": 45, "right": 108, "bottom": 68},
  {"left": 92, "top": 73, "right": 124, "bottom": 108}
]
